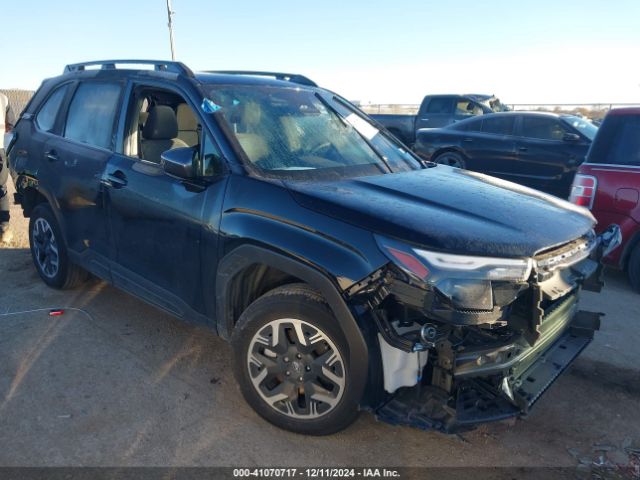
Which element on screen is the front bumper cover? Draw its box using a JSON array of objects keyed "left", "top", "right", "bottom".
[
  {"left": 373, "top": 225, "right": 620, "bottom": 432},
  {"left": 376, "top": 309, "right": 600, "bottom": 432}
]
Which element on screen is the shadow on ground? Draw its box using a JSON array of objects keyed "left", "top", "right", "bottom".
[{"left": 0, "top": 246, "right": 638, "bottom": 471}]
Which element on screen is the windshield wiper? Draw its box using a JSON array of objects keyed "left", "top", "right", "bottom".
[
  {"left": 314, "top": 93, "right": 393, "bottom": 174},
  {"left": 331, "top": 95, "right": 431, "bottom": 168}
]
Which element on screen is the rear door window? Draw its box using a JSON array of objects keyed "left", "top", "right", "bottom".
[
  {"left": 425, "top": 97, "right": 454, "bottom": 114},
  {"left": 64, "top": 82, "right": 122, "bottom": 150},
  {"left": 35, "top": 84, "right": 70, "bottom": 133},
  {"left": 481, "top": 115, "right": 515, "bottom": 135},
  {"left": 452, "top": 117, "right": 482, "bottom": 132},
  {"left": 588, "top": 115, "right": 640, "bottom": 166},
  {"left": 521, "top": 116, "right": 567, "bottom": 141}
]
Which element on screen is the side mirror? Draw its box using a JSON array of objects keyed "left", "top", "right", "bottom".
[
  {"left": 161, "top": 147, "right": 197, "bottom": 179},
  {"left": 563, "top": 132, "right": 581, "bottom": 142}
]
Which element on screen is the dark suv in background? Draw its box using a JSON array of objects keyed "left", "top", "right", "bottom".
[
  {"left": 7, "top": 60, "right": 620, "bottom": 435},
  {"left": 570, "top": 108, "right": 640, "bottom": 290}
]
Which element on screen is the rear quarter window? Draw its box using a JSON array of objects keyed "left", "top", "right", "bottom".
[
  {"left": 35, "top": 84, "right": 70, "bottom": 133},
  {"left": 588, "top": 114, "right": 640, "bottom": 166}
]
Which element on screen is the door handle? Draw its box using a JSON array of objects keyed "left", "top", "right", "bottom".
[
  {"left": 44, "top": 150, "right": 58, "bottom": 162},
  {"left": 518, "top": 147, "right": 528, "bottom": 152},
  {"left": 102, "top": 170, "right": 128, "bottom": 188},
  {"left": 463, "top": 137, "right": 473, "bottom": 142}
]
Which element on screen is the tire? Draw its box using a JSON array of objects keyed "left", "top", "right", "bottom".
[
  {"left": 433, "top": 151, "right": 466, "bottom": 169},
  {"left": 29, "top": 203, "right": 88, "bottom": 289},
  {"left": 627, "top": 245, "right": 640, "bottom": 293},
  {"left": 231, "top": 283, "right": 362, "bottom": 435}
]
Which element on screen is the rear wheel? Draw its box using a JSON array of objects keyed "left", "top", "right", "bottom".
[
  {"left": 29, "top": 203, "right": 88, "bottom": 289},
  {"left": 434, "top": 151, "right": 466, "bottom": 169},
  {"left": 627, "top": 245, "right": 640, "bottom": 292},
  {"left": 231, "top": 283, "right": 362, "bottom": 435}
]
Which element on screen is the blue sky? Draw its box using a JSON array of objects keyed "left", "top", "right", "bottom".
[{"left": 2, "top": 0, "right": 639, "bottom": 104}]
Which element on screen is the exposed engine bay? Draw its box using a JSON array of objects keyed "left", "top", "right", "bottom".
[{"left": 348, "top": 225, "right": 622, "bottom": 432}]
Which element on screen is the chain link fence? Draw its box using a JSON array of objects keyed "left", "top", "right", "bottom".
[
  {"left": 359, "top": 103, "right": 640, "bottom": 121},
  {"left": 359, "top": 104, "right": 420, "bottom": 115},
  {"left": 507, "top": 103, "right": 640, "bottom": 122},
  {"left": 2, "top": 89, "right": 639, "bottom": 122},
  {"left": 0, "top": 89, "right": 35, "bottom": 118}
]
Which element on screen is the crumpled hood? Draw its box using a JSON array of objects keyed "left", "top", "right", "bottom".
[{"left": 285, "top": 166, "right": 596, "bottom": 257}]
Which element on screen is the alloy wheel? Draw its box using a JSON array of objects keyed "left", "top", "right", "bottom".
[
  {"left": 32, "top": 217, "right": 59, "bottom": 279},
  {"left": 247, "top": 318, "right": 346, "bottom": 419}
]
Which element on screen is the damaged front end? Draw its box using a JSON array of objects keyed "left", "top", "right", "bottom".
[{"left": 349, "top": 225, "right": 622, "bottom": 433}]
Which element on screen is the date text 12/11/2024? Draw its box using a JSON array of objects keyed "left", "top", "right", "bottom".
[{"left": 232, "top": 468, "right": 401, "bottom": 478}]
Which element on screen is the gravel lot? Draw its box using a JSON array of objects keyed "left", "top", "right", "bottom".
[{"left": 0, "top": 180, "right": 639, "bottom": 475}]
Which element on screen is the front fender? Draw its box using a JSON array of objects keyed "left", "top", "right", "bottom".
[
  {"left": 221, "top": 207, "right": 385, "bottom": 290},
  {"left": 215, "top": 244, "right": 370, "bottom": 405},
  {"left": 218, "top": 176, "right": 387, "bottom": 291}
]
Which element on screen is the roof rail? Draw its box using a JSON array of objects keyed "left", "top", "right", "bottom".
[
  {"left": 63, "top": 60, "right": 194, "bottom": 77},
  {"left": 206, "top": 70, "right": 318, "bottom": 87}
]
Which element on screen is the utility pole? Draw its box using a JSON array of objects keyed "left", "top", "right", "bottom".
[{"left": 166, "top": 0, "right": 176, "bottom": 60}]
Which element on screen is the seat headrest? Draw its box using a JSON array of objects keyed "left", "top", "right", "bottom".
[
  {"left": 242, "top": 102, "right": 262, "bottom": 128},
  {"left": 176, "top": 103, "right": 198, "bottom": 130},
  {"left": 143, "top": 106, "right": 178, "bottom": 140},
  {"left": 235, "top": 133, "right": 268, "bottom": 163},
  {"left": 139, "top": 111, "right": 149, "bottom": 127}
]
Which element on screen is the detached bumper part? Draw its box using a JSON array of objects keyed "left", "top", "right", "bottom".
[
  {"left": 511, "top": 320, "right": 594, "bottom": 411},
  {"left": 375, "top": 310, "right": 600, "bottom": 432}
]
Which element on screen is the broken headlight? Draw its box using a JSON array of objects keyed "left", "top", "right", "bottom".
[
  {"left": 375, "top": 235, "right": 533, "bottom": 312},
  {"left": 375, "top": 235, "right": 533, "bottom": 283}
]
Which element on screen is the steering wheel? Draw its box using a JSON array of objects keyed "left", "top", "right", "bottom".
[{"left": 309, "top": 142, "right": 332, "bottom": 157}]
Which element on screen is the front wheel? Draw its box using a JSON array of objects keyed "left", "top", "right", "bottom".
[
  {"left": 231, "top": 283, "right": 362, "bottom": 435},
  {"left": 433, "top": 151, "right": 466, "bottom": 169}
]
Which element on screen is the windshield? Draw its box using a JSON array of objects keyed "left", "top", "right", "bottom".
[
  {"left": 206, "top": 85, "right": 422, "bottom": 179},
  {"left": 562, "top": 115, "right": 598, "bottom": 140}
]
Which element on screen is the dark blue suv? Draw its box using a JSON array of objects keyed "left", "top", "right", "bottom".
[{"left": 7, "top": 60, "right": 620, "bottom": 435}]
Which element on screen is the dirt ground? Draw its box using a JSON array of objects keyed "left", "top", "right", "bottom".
[{"left": 0, "top": 180, "right": 639, "bottom": 476}]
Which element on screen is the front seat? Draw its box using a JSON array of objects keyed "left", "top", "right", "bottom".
[
  {"left": 176, "top": 103, "right": 199, "bottom": 146},
  {"left": 141, "top": 105, "right": 188, "bottom": 164},
  {"left": 234, "top": 101, "right": 270, "bottom": 164}
]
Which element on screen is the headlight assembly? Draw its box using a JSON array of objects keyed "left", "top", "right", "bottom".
[
  {"left": 375, "top": 235, "right": 533, "bottom": 283},
  {"left": 414, "top": 249, "right": 533, "bottom": 282}
]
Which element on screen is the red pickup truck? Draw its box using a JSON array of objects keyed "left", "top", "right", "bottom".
[{"left": 570, "top": 108, "right": 640, "bottom": 290}]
